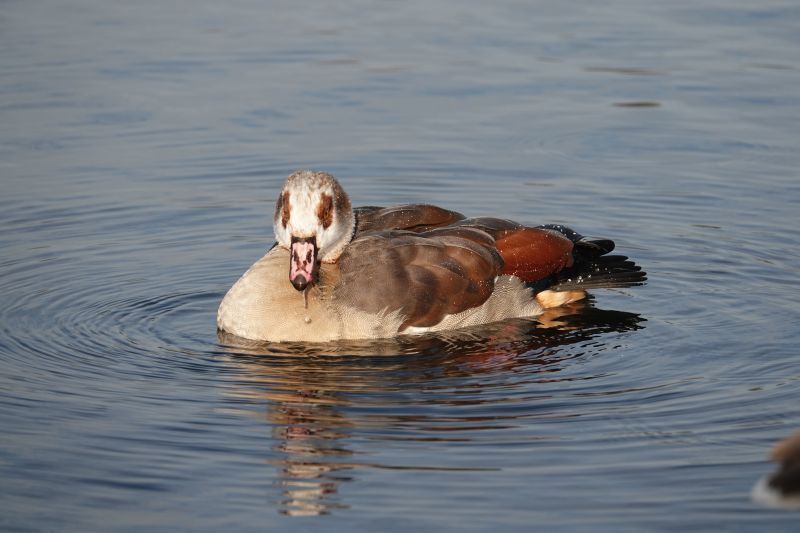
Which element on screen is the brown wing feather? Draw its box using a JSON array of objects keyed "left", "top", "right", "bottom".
[
  {"left": 451, "top": 217, "right": 524, "bottom": 235},
  {"left": 494, "top": 227, "right": 574, "bottom": 282},
  {"left": 336, "top": 211, "right": 577, "bottom": 329},
  {"left": 450, "top": 218, "right": 575, "bottom": 283},
  {"left": 354, "top": 204, "right": 465, "bottom": 236},
  {"left": 334, "top": 227, "right": 501, "bottom": 330}
]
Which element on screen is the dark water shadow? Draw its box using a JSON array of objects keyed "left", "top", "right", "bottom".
[{"left": 215, "top": 300, "right": 645, "bottom": 516}]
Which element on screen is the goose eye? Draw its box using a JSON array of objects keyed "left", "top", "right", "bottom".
[
  {"left": 280, "top": 191, "right": 291, "bottom": 228},
  {"left": 317, "top": 193, "right": 334, "bottom": 229}
]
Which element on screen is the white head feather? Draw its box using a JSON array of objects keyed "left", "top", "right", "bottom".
[{"left": 273, "top": 170, "right": 355, "bottom": 263}]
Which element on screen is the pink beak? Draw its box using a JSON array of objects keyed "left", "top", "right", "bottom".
[{"left": 289, "top": 236, "right": 319, "bottom": 291}]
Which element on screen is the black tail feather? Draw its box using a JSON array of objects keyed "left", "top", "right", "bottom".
[{"left": 531, "top": 225, "right": 647, "bottom": 293}]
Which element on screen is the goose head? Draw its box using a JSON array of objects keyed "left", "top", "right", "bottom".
[{"left": 273, "top": 170, "right": 356, "bottom": 291}]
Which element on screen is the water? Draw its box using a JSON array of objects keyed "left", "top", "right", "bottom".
[{"left": 2, "top": 0, "right": 799, "bottom": 530}]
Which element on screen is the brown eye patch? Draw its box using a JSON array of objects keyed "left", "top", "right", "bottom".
[
  {"left": 317, "top": 193, "right": 334, "bottom": 228},
  {"left": 280, "top": 191, "right": 291, "bottom": 228}
]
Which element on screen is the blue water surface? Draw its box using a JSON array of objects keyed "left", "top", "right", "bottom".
[{"left": 1, "top": 0, "right": 799, "bottom": 530}]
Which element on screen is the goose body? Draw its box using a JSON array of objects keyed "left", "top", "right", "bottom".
[
  {"left": 752, "top": 432, "right": 800, "bottom": 509},
  {"left": 217, "top": 171, "right": 646, "bottom": 342}
]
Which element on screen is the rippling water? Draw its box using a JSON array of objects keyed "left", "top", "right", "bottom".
[{"left": 2, "top": 0, "right": 800, "bottom": 530}]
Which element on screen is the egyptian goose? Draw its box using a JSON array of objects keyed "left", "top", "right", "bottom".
[
  {"left": 752, "top": 432, "right": 800, "bottom": 509},
  {"left": 217, "top": 170, "right": 646, "bottom": 342}
]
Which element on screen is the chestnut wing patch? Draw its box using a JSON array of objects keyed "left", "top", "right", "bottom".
[
  {"left": 334, "top": 227, "right": 502, "bottom": 330},
  {"left": 451, "top": 218, "right": 575, "bottom": 283},
  {"left": 494, "top": 227, "right": 574, "bottom": 282}
]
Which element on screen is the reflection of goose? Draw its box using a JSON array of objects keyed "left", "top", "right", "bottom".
[
  {"left": 270, "top": 392, "right": 353, "bottom": 517},
  {"left": 221, "top": 304, "right": 645, "bottom": 516},
  {"left": 218, "top": 170, "right": 646, "bottom": 342},
  {"left": 752, "top": 432, "right": 800, "bottom": 509}
]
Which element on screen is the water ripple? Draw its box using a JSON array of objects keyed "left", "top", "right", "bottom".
[{"left": 3, "top": 0, "right": 800, "bottom": 527}]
